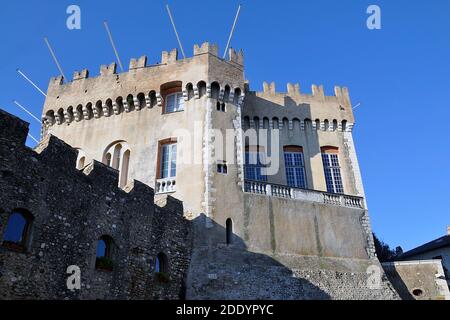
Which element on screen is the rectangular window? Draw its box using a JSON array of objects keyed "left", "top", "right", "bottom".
[
  {"left": 160, "top": 143, "right": 177, "bottom": 178},
  {"left": 284, "top": 151, "right": 307, "bottom": 188},
  {"left": 322, "top": 152, "right": 344, "bottom": 194},
  {"left": 244, "top": 151, "right": 267, "bottom": 182},
  {"left": 165, "top": 92, "right": 184, "bottom": 113}
]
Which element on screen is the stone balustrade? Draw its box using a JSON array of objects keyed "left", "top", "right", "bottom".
[
  {"left": 244, "top": 180, "right": 365, "bottom": 209},
  {"left": 156, "top": 177, "right": 176, "bottom": 194}
]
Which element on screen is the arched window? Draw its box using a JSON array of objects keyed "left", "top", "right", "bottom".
[
  {"left": 67, "top": 106, "right": 74, "bottom": 123},
  {"left": 56, "top": 108, "right": 65, "bottom": 124},
  {"left": 226, "top": 218, "right": 233, "bottom": 245},
  {"left": 95, "top": 235, "right": 114, "bottom": 271},
  {"left": 284, "top": 146, "right": 307, "bottom": 189},
  {"left": 103, "top": 141, "right": 131, "bottom": 188},
  {"left": 2, "top": 210, "right": 34, "bottom": 253},
  {"left": 76, "top": 105, "right": 83, "bottom": 121},
  {"left": 321, "top": 146, "right": 344, "bottom": 194}
]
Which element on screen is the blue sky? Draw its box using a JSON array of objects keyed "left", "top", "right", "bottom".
[{"left": 0, "top": 0, "right": 448, "bottom": 251}]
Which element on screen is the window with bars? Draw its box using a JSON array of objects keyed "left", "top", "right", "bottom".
[
  {"left": 284, "top": 149, "right": 307, "bottom": 189},
  {"left": 321, "top": 149, "right": 344, "bottom": 194},
  {"left": 244, "top": 150, "right": 267, "bottom": 182},
  {"left": 160, "top": 143, "right": 177, "bottom": 178},
  {"left": 165, "top": 92, "right": 184, "bottom": 113}
]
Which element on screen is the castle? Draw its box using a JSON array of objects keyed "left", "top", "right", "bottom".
[{"left": 0, "top": 43, "right": 402, "bottom": 299}]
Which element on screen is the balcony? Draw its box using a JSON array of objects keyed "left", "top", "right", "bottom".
[
  {"left": 244, "top": 180, "right": 365, "bottom": 209},
  {"left": 156, "top": 177, "right": 176, "bottom": 194}
]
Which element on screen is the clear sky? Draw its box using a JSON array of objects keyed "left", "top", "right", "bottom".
[{"left": 0, "top": 0, "right": 448, "bottom": 251}]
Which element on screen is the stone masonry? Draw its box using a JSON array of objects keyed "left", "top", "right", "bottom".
[{"left": 0, "top": 109, "right": 192, "bottom": 300}]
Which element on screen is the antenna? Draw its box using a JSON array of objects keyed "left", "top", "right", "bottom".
[
  {"left": 223, "top": 5, "right": 242, "bottom": 59},
  {"left": 16, "top": 69, "right": 47, "bottom": 97},
  {"left": 166, "top": 4, "right": 186, "bottom": 59},
  {"left": 103, "top": 21, "right": 124, "bottom": 72},
  {"left": 43, "top": 37, "right": 66, "bottom": 81},
  {"left": 27, "top": 133, "right": 39, "bottom": 144},
  {"left": 12, "top": 100, "right": 41, "bottom": 124}
]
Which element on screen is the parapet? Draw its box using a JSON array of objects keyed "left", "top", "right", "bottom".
[
  {"left": 0, "top": 108, "right": 29, "bottom": 145},
  {"left": 260, "top": 81, "right": 351, "bottom": 105},
  {"left": 129, "top": 56, "right": 148, "bottom": 70},
  {"left": 194, "top": 42, "right": 219, "bottom": 56},
  {"left": 73, "top": 69, "right": 89, "bottom": 81},
  {"left": 35, "top": 134, "right": 78, "bottom": 169},
  {"left": 161, "top": 49, "right": 178, "bottom": 65},
  {"left": 83, "top": 160, "right": 119, "bottom": 188},
  {"left": 100, "top": 62, "right": 117, "bottom": 76}
]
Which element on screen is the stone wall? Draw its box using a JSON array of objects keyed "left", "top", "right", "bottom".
[
  {"left": 0, "top": 109, "right": 192, "bottom": 300},
  {"left": 383, "top": 260, "right": 450, "bottom": 300}
]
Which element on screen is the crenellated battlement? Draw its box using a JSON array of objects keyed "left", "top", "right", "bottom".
[
  {"left": 0, "top": 108, "right": 160, "bottom": 199},
  {"left": 241, "top": 81, "right": 356, "bottom": 128}
]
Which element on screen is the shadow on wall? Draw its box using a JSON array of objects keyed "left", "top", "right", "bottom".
[{"left": 186, "top": 214, "right": 331, "bottom": 300}]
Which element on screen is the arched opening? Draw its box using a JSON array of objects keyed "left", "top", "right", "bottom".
[
  {"left": 324, "top": 119, "right": 329, "bottom": 131},
  {"left": 76, "top": 105, "right": 83, "bottom": 121},
  {"left": 67, "top": 106, "right": 74, "bottom": 123},
  {"left": 120, "top": 150, "right": 130, "bottom": 188},
  {"left": 155, "top": 252, "right": 170, "bottom": 282},
  {"left": 211, "top": 82, "right": 220, "bottom": 99},
  {"left": 95, "top": 100, "right": 103, "bottom": 118},
  {"left": 253, "top": 117, "right": 260, "bottom": 129},
  {"left": 315, "top": 119, "right": 321, "bottom": 130},
  {"left": 137, "top": 93, "right": 146, "bottom": 109},
  {"left": 226, "top": 218, "right": 233, "bottom": 245},
  {"left": 112, "top": 143, "right": 122, "bottom": 170},
  {"left": 85, "top": 103, "right": 94, "bottom": 119},
  {"left": 197, "top": 81, "right": 206, "bottom": 98},
  {"left": 272, "top": 117, "right": 279, "bottom": 129},
  {"left": 103, "top": 141, "right": 131, "bottom": 188},
  {"left": 342, "top": 120, "right": 348, "bottom": 131},
  {"left": 1, "top": 210, "right": 34, "bottom": 253},
  {"left": 216, "top": 101, "right": 221, "bottom": 111},
  {"left": 233, "top": 88, "right": 242, "bottom": 104},
  {"left": 95, "top": 235, "right": 114, "bottom": 271},
  {"left": 333, "top": 119, "right": 338, "bottom": 131},
  {"left": 304, "top": 118, "right": 312, "bottom": 130},
  {"left": 78, "top": 156, "right": 85, "bottom": 169},
  {"left": 243, "top": 116, "right": 250, "bottom": 129},
  {"left": 105, "top": 99, "right": 113, "bottom": 115},
  {"left": 56, "top": 108, "right": 64, "bottom": 124},
  {"left": 149, "top": 91, "right": 157, "bottom": 107},
  {"left": 126, "top": 94, "right": 135, "bottom": 111},
  {"left": 186, "top": 83, "right": 194, "bottom": 100},
  {"left": 223, "top": 85, "right": 231, "bottom": 102},
  {"left": 115, "top": 96, "right": 124, "bottom": 113},
  {"left": 45, "top": 110, "right": 55, "bottom": 125}
]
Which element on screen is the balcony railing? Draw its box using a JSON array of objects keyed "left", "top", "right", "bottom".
[
  {"left": 156, "top": 177, "right": 176, "bottom": 194},
  {"left": 244, "top": 180, "right": 365, "bottom": 209}
]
